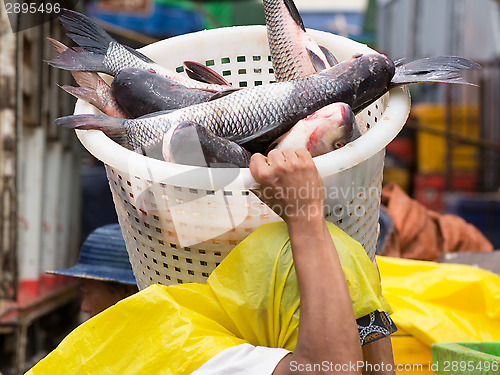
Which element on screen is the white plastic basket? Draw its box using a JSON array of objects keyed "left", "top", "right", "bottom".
[{"left": 74, "top": 25, "right": 410, "bottom": 290}]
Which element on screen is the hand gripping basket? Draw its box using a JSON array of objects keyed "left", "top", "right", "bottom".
[{"left": 75, "top": 25, "right": 411, "bottom": 290}]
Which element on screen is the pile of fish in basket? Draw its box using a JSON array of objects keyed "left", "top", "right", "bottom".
[{"left": 48, "top": 1, "right": 480, "bottom": 289}]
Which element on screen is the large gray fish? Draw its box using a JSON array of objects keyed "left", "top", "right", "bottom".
[
  {"left": 263, "top": 0, "right": 337, "bottom": 81},
  {"left": 48, "top": 9, "right": 230, "bottom": 92},
  {"left": 55, "top": 54, "right": 480, "bottom": 155},
  {"left": 163, "top": 103, "right": 355, "bottom": 168},
  {"left": 111, "top": 68, "right": 220, "bottom": 118}
]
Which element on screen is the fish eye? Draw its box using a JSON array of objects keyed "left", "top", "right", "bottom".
[{"left": 334, "top": 141, "right": 345, "bottom": 149}]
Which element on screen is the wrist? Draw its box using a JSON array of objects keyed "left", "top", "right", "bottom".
[{"left": 286, "top": 212, "right": 327, "bottom": 235}]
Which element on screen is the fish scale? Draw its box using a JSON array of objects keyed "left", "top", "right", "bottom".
[
  {"left": 263, "top": 0, "right": 335, "bottom": 81},
  {"left": 104, "top": 43, "right": 151, "bottom": 74},
  {"left": 57, "top": 54, "right": 480, "bottom": 156},
  {"left": 121, "top": 58, "right": 372, "bottom": 153}
]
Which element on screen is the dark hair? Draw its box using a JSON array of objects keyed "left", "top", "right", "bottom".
[{"left": 105, "top": 281, "right": 139, "bottom": 298}]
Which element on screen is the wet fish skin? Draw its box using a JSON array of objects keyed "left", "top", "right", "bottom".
[
  {"left": 111, "top": 68, "right": 216, "bottom": 118},
  {"left": 56, "top": 53, "right": 480, "bottom": 156},
  {"left": 163, "top": 121, "right": 252, "bottom": 168},
  {"left": 263, "top": 0, "right": 336, "bottom": 81},
  {"left": 56, "top": 54, "right": 395, "bottom": 154},
  {"left": 50, "top": 9, "right": 229, "bottom": 91},
  {"left": 48, "top": 38, "right": 128, "bottom": 118},
  {"left": 273, "top": 103, "right": 356, "bottom": 157}
]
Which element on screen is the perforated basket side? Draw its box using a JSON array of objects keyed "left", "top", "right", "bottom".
[{"left": 75, "top": 26, "right": 411, "bottom": 288}]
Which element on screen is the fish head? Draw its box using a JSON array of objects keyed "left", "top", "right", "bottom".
[
  {"left": 319, "top": 53, "right": 395, "bottom": 111},
  {"left": 305, "top": 102, "right": 355, "bottom": 157},
  {"left": 162, "top": 121, "right": 199, "bottom": 163}
]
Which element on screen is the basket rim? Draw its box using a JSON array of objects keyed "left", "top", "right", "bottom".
[{"left": 75, "top": 25, "right": 411, "bottom": 189}]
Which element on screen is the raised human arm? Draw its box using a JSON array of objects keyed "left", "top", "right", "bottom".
[{"left": 250, "top": 148, "right": 362, "bottom": 375}]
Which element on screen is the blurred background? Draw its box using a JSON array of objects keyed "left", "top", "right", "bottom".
[{"left": 0, "top": 0, "right": 499, "bottom": 374}]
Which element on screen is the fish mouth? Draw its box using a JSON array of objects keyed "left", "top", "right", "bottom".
[{"left": 337, "top": 103, "right": 355, "bottom": 137}]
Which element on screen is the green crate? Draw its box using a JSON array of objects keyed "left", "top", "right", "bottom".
[{"left": 432, "top": 342, "right": 500, "bottom": 375}]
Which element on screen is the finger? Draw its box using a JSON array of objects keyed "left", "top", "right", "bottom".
[
  {"left": 267, "top": 148, "right": 286, "bottom": 165},
  {"left": 295, "top": 148, "right": 313, "bottom": 160},
  {"left": 249, "top": 152, "right": 268, "bottom": 174},
  {"left": 282, "top": 148, "right": 299, "bottom": 163}
]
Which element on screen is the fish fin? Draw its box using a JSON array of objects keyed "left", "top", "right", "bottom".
[
  {"left": 47, "top": 47, "right": 112, "bottom": 75},
  {"left": 58, "top": 9, "right": 113, "bottom": 55},
  {"left": 283, "top": 0, "right": 306, "bottom": 32},
  {"left": 59, "top": 71, "right": 109, "bottom": 111},
  {"left": 71, "top": 70, "right": 107, "bottom": 91},
  {"left": 183, "top": 61, "right": 231, "bottom": 86},
  {"left": 58, "top": 9, "right": 154, "bottom": 63},
  {"left": 391, "top": 56, "right": 481, "bottom": 87},
  {"left": 59, "top": 84, "right": 101, "bottom": 110},
  {"left": 307, "top": 48, "right": 327, "bottom": 72},
  {"left": 394, "top": 58, "right": 406, "bottom": 67},
  {"left": 319, "top": 45, "right": 338, "bottom": 66},
  {"left": 208, "top": 88, "right": 241, "bottom": 101},
  {"left": 47, "top": 37, "right": 68, "bottom": 55},
  {"left": 55, "top": 114, "right": 130, "bottom": 148}
]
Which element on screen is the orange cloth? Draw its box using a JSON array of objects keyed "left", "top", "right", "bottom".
[{"left": 380, "top": 184, "right": 493, "bottom": 261}]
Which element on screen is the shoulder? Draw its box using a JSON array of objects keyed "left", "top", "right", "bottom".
[{"left": 191, "top": 343, "right": 291, "bottom": 375}]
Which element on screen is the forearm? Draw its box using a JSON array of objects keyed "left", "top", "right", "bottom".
[
  {"left": 249, "top": 149, "right": 363, "bottom": 374},
  {"left": 274, "top": 216, "right": 362, "bottom": 374}
]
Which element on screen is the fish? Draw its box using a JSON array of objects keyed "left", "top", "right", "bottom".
[
  {"left": 48, "top": 9, "right": 230, "bottom": 91},
  {"left": 163, "top": 103, "right": 355, "bottom": 168},
  {"left": 110, "top": 68, "right": 218, "bottom": 118},
  {"left": 272, "top": 102, "right": 356, "bottom": 156},
  {"left": 163, "top": 121, "right": 252, "bottom": 168},
  {"left": 55, "top": 54, "right": 480, "bottom": 156},
  {"left": 263, "top": 0, "right": 337, "bottom": 81},
  {"left": 48, "top": 38, "right": 128, "bottom": 118}
]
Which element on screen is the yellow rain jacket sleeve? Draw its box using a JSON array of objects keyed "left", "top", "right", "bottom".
[
  {"left": 378, "top": 255, "right": 500, "bottom": 346},
  {"left": 27, "top": 222, "right": 390, "bottom": 375}
]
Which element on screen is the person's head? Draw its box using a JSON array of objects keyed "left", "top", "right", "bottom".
[
  {"left": 79, "top": 279, "right": 138, "bottom": 318},
  {"left": 48, "top": 224, "right": 138, "bottom": 318}
]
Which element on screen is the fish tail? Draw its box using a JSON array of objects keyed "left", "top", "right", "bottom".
[
  {"left": 55, "top": 114, "right": 130, "bottom": 148},
  {"left": 47, "top": 37, "right": 68, "bottom": 54},
  {"left": 59, "top": 84, "right": 101, "bottom": 109},
  {"left": 59, "top": 70, "right": 111, "bottom": 110},
  {"left": 58, "top": 8, "right": 115, "bottom": 56},
  {"left": 391, "top": 56, "right": 481, "bottom": 87},
  {"left": 47, "top": 46, "right": 112, "bottom": 75},
  {"left": 57, "top": 9, "right": 154, "bottom": 66},
  {"left": 71, "top": 70, "right": 106, "bottom": 92}
]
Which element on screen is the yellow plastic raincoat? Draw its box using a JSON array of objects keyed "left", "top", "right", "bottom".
[
  {"left": 27, "top": 222, "right": 390, "bottom": 374},
  {"left": 377, "top": 256, "right": 500, "bottom": 345}
]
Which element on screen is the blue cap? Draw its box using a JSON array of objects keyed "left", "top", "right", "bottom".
[{"left": 48, "top": 224, "right": 137, "bottom": 285}]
